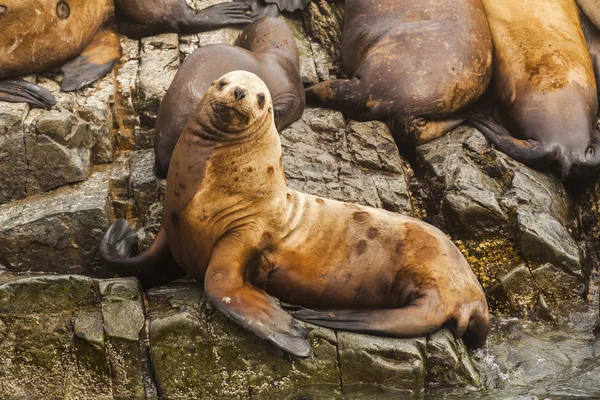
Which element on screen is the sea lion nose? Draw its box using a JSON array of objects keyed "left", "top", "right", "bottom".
[{"left": 234, "top": 87, "right": 247, "bottom": 101}]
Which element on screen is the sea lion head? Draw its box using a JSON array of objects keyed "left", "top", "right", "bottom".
[{"left": 206, "top": 70, "right": 273, "bottom": 134}]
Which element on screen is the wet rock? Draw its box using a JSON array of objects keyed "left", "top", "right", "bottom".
[
  {"left": 426, "top": 329, "right": 481, "bottom": 389},
  {"left": 0, "top": 167, "right": 111, "bottom": 276},
  {"left": 0, "top": 102, "right": 28, "bottom": 205},
  {"left": 282, "top": 107, "right": 413, "bottom": 215},
  {"left": 338, "top": 332, "right": 426, "bottom": 393},
  {"left": 487, "top": 265, "right": 539, "bottom": 315}
]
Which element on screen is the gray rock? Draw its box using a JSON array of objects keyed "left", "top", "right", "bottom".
[
  {"left": 337, "top": 332, "right": 426, "bottom": 393},
  {"left": 100, "top": 278, "right": 152, "bottom": 398},
  {"left": 137, "top": 34, "right": 180, "bottom": 128},
  {"left": 129, "top": 149, "right": 160, "bottom": 226},
  {"left": 426, "top": 329, "right": 481, "bottom": 389},
  {"left": 282, "top": 107, "right": 413, "bottom": 215},
  {"left": 517, "top": 211, "right": 583, "bottom": 276},
  {"left": 0, "top": 102, "right": 28, "bottom": 205},
  {"left": 0, "top": 167, "right": 111, "bottom": 276}
]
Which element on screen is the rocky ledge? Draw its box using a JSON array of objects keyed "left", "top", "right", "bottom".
[{"left": 0, "top": 0, "right": 599, "bottom": 398}]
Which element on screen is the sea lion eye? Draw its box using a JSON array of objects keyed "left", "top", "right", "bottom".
[
  {"left": 218, "top": 80, "right": 227, "bottom": 90},
  {"left": 257, "top": 93, "right": 265, "bottom": 108},
  {"left": 56, "top": 1, "right": 70, "bottom": 19}
]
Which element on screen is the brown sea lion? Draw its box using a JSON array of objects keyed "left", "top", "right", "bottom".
[
  {"left": 469, "top": 0, "right": 600, "bottom": 180},
  {"left": 304, "top": 0, "right": 493, "bottom": 146},
  {"left": 100, "top": 71, "right": 489, "bottom": 357},
  {"left": 0, "top": 0, "right": 122, "bottom": 108},
  {"left": 153, "top": 16, "right": 305, "bottom": 179}
]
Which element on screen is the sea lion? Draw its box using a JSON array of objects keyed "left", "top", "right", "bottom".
[
  {"left": 0, "top": 0, "right": 122, "bottom": 108},
  {"left": 578, "top": 0, "right": 600, "bottom": 30},
  {"left": 304, "top": 0, "right": 493, "bottom": 146},
  {"left": 469, "top": 0, "right": 600, "bottom": 180},
  {"left": 153, "top": 16, "right": 305, "bottom": 179},
  {"left": 100, "top": 71, "right": 489, "bottom": 357}
]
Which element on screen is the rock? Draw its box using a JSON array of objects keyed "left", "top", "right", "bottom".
[
  {"left": 129, "top": 149, "right": 160, "bottom": 226},
  {"left": 517, "top": 211, "right": 583, "bottom": 276},
  {"left": 426, "top": 329, "right": 481, "bottom": 389},
  {"left": 137, "top": 34, "right": 180, "bottom": 129},
  {"left": 303, "top": 0, "right": 345, "bottom": 80},
  {"left": 114, "top": 36, "right": 141, "bottom": 151},
  {"left": 0, "top": 102, "right": 28, "bottom": 205},
  {"left": 100, "top": 278, "right": 154, "bottom": 398},
  {"left": 337, "top": 332, "right": 426, "bottom": 394},
  {"left": 0, "top": 274, "right": 150, "bottom": 399},
  {"left": 0, "top": 167, "right": 111, "bottom": 276},
  {"left": 282, "top": 108, "right": 413, "bottom": 215},
  {"left": 487, "top": 265, "right": 540, "bottom": 315}
]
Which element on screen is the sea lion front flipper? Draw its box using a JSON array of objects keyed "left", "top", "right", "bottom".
[
  {"left": 61, "top": 29, "right": 122, "bottom": 92},
  {"left": 468, "top": 117, "right": 552, "bottom": 168},
  {"left": 100, "top": 219, "right": 186, "bottom": 288},
  {"left": 204, "top": 238, "right": 311, "bottom": 358},
  {"left": 0, "top": 79, "right": 56, "bottom": 109}
]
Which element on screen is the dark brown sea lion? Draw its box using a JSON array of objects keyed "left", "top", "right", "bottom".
[
  {"left": 469, "top": 0, "right": 600, "bottom": 180},
  {"left": 304, "top": 0, "right": 493, "bottom": 146},
  {"left": 100, "top": 71, "right": 489, "bottom": 357},
  {"left": 0, "top": 0, "right": 122, "bottom": 108},
  {"left": 153, "top": 16, "right": 305, "bottom": 179}
]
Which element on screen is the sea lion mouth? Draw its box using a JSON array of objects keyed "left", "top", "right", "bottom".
[{"left": 213, "top": 103, "right": 249, "bottom": 118}]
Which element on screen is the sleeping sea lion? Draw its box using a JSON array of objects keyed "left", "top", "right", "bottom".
[
  {"left": 469, "top": 0, "right": 600, "bottom": 180},
  {"left": 153, "top": 16, "right": 305, "bottom": 179},
  {"left": 304, "top": 0, "right": 493, "bottom": 146},
  {"left": 100, "top": 71, "right": 489, "bottom": 357},
  {"left": 0, "top": 0, "right": 122, "bottom": 108}
]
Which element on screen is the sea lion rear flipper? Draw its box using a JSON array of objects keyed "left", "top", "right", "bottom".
[
  {"left": 579, "top": 8, "right": 600, "bottom": 91},
  {"left": 61, "top": 29, "right": 122, "bottom": 92},
  {"left": 0, "top": 79, "right": 56, "bottom": 109},
  {"left": 305, "top": 78, "right": 373, "bottom": 120},
  {"left": 468, "top": 117, "right": 552, "bottom": 168},
  {"left": 204, "top": 238, "right": 311, "bottom": 358},
  {"left": 100, "top": 219, "right": 186, "bottom": 288},
  {"left": 400, "top": 116, "right": 464, "bottom": 145}
]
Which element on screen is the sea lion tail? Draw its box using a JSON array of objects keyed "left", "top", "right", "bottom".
[{"left": 99, "top": 219, "right": 185, "bottom": 287}]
